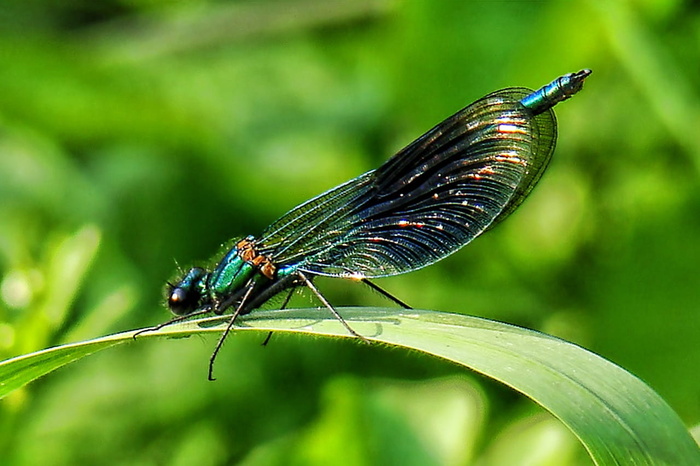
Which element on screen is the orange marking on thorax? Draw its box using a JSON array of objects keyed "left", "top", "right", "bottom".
[{"left": 236, "top": 238, "right": 276, "bottom": 279}]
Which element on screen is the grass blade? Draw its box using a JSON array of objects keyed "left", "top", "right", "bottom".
[{"left": 0, "top": 307, "right": 697, "bottom": 464}]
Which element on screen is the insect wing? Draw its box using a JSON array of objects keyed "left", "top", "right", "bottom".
[
  {"left": 487, "top": 89, "right": 556, "bottom": 227},
  {"left": 258, "top": 171, "right": 376, "bottom": 261},
  {"left": 260, "top": 88, "right": 554, "bottom": 278}
]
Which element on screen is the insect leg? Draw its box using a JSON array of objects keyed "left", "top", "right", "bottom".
[
  {"left": 261, "top": 286, "right": 296, "bottom": 346},
  {"left": 133, "top": 307, "right": 213, "bottom": 340},
  {"left": 208, "top": 281, "right": 256, "bottom": 381},
  {"left": 239, "top": 273, "right": 301, "bottom": 312},
  {"left": 360, "top": 278, "right": 412, "bottom": 309},
  {"left": 296, "top": 271, "right": 369, "bottom": 342},
  {"left": 279, "top": 286, "right": 296, "bottom": 310}
]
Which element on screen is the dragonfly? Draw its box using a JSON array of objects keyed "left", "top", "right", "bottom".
[{"left": 159, "top": 69, "right": 591, "bottom": 379}]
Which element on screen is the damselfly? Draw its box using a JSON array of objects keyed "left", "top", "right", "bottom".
[{"left": 158, "top": 70, "right": 591, "bottom": 379}]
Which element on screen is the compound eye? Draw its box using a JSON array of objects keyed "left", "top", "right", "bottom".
[{"left": 168, "top": 287, "right": 196, "bottom": 316}]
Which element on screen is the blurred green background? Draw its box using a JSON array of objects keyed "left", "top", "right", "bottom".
[{"left": 1, "top": 0, "right": 698, "bottom": 464}]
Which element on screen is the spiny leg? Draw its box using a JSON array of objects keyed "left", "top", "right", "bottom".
[
  {"left": 360, "top": 278, "right": 412, "bottom": 309},
  {"left": 133, "top": 307, "right": 212, "bottom": 340},
  {"left": 280, "top": 285, "right": 296, "bottom": 310},
  {"left": 261, "top": 286, "right": 296, "bottom": 347},
  {"left": 296, "top": 271, "right": 369, "bottom": 343},
  {"left": 208, "top": 282, "right": 255, "bottom": 381},
  {"left": 261, "top": 331, "right": 273, "bottom": 347}
]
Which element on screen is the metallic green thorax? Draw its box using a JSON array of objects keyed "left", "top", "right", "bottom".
[{"left": 207, "top": 246, "right": 257, "bottom": 302}]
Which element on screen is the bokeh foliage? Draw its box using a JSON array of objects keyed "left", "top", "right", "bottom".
[{"left": 0, "top": 0, "right": 698, "bottom": 464}]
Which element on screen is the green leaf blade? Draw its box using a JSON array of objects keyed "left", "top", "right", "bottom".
[{"left": 0, "top": 307, "right": 697, "bottom": 465}]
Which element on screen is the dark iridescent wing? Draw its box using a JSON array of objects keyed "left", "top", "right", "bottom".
[
  {"left": 257, "top": 171, "right": 376, "bottom": 255},
  {"left": 258, "top": 87, "right": 556, "bottom": 278}
]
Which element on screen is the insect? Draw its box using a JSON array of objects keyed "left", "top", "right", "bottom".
[{"left": 160, "top": 69, "right": 591, "bottom": 379}]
